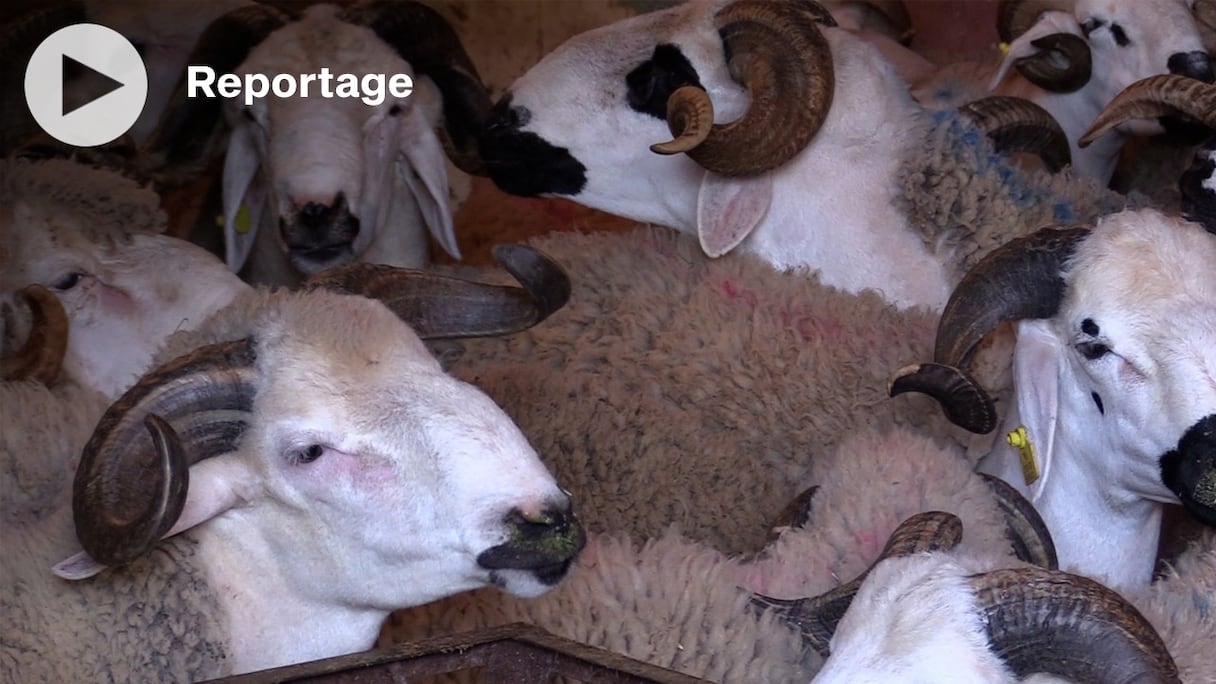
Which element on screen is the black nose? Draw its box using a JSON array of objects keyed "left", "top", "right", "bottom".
[
  {"left": 1168, "top": 50, "right": 1215, "bottom": 83},
  {"left": 476, "top": 503, "right": 586, "bottom": 584},
  {"left": 1160, "top": 414, "right": 1216, "bottom": 525},
  {"left": 297, "top": 201, "right": 332, "bottom": 229},
  {"left": 480, "top": 96, "right": 588, "bottom": 199}
]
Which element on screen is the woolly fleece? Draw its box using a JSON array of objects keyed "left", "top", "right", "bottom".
[
  {"left": 0, "top": 379, "right": 230, "bottom": 682},
  {"left": 383, "top": 426, "right": 1022, "bottom": 682},
  {"left": 426, "top": 227, "right": 970, "bottom": 556}
]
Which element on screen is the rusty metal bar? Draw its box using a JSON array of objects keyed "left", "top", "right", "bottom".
[{"left": 204, "top": 623, "right": 710, "bottom": 684}]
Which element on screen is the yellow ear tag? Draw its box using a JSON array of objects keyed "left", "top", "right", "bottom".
[
  {"left": 1007, "top": 426, "right": 1039, "bottom": 485},
  {"left": 999, "top": 41, "right": 1012, "bottom": 55},
  {"left": 216, "top": 204, "right": 253, "bottom": 234}
]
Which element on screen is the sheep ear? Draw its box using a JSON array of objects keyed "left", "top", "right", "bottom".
[
  {"left": 396, "top": 106, "right": 462, "bottom": 261},
  {"left": 52, "top": 456, "right": 259, "bottom": 581},
  {"left": 221, "top": 123, "right": 267, "bottom": 273},
  {"left": 1010, "top": 319, "right": 1064, "bottom": 498},
  {"left": 695, "top": 170, "right": 773, "bottom": 258}
]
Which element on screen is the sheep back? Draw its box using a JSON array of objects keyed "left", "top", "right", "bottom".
[{"left": 428, "top": 226, "right": 967, "bottom": 556}]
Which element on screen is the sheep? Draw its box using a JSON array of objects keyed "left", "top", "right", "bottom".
[
  {"left": 907, "top": 0, "right": 1214, "bottom": 186},
  {"left": 890, "top": 207, "right": 1216, "bottom": 590},
  {"left": 476, "top": 0, "right": 1129, "bottom": 312},
  {"left": 383, "top": 424, "right": 1052, "bottom": 682},
  {"left": 0, "top": 157, "right": 250, "bottom": 400},
  {"left": 769, "top": 511, "right": 1186, "bottom": 683},
  {"left": 1074, "top": 73, "right": 1216, "bottom": 228},
  {"left": 143, "top": 0, "right": 491, "bottom": 286},
  {"left": 0, "top": 244, "right": 586, "bottom": 680}
]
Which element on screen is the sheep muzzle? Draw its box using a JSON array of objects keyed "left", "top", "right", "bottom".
[{"left": 1160, "top": 414, "right": 1216, "bottom": 525}]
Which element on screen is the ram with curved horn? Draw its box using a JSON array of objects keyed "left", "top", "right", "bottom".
[
  {"left": 758, "top": 511, "right": 1179, "bottom": 683},
  {"left": 905, "top": 0, "right": 1213, "bottom": 185},
  {"left": 142, "top": 0, "right": 493, "bottom": 286},
  {"left": 1079, "top": 73, "right": 1216, "bottom": 231},
  {"left": 5, "top": 244, "right": 583, "bottom": 680},
  {"left": 891, "top": 207, "right": 1216, "bottom": 589},
  {"left": 479, "top": 0, "right": 1092, "bottom": 312}
]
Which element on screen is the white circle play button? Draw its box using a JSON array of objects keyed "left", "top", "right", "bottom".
[{"left": 24, "top": 23, "right": 148, "bottom": 148}]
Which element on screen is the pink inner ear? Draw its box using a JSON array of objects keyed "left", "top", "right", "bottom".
[
  {"left": 696, "top": 171, "right": 773, "bottom": 258},
  {"left": 162, "top": 455, "right": 261, "bottom": 539}
]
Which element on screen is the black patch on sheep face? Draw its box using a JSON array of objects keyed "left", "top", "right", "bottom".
[
  {"left": 1182, "top": 140, "right": 1216, "bottom": 235},
  {"left": 625, "top": 44, "right": 703, "bottom": 120},
  {"left": 1160, "top": 414, "right": 1216, "bottom": 525},
  {"left": 1161, "top": 52, "right": 1216, "bottom": 145},
  {"left": 1091, "top": 392, "right": 1104, "bottom": 415},
  {"left": 280, "top": 192, "right": 360, "bottom": 271},
  {"left": 480, "top": 93, "right": 587, "bottom": 197}
]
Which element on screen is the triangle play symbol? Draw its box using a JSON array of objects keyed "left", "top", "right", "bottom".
[{"left": 62, "top": 54, "right": 125, "bottom": 116}]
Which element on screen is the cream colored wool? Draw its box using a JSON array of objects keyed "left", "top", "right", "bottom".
[
  {"left": 427, "top": 226, "right": 967, "bottom": 556},
  {"left": 1130, "top": 530, "right": 1216, "bottom": 684},
  {"left": 0, "top": 379, "right": 230, "bottom": 682}
]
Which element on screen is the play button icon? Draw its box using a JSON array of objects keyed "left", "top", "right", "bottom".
[{"left": 25, "top": 23, "right": 148, "bottom": 147}]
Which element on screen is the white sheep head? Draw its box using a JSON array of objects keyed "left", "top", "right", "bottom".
[
  {"left": 760, "top": 511, "right": 1179, "bottom": 682},
  {"left": 477, "top": 0, "right": 1071, "bottom": 270},
  {"left": 892, "top": 208, "right": 1216, "bottom": 588},
  {"left": 146, "top": 1, "right": 490, "bottom": 279},
  {"left": 993, "top": 0, "right": 1211, "bottom": 124},
  {"left": 56, "top": 245, "right": 582, "bottom": 671},
  {"left": 0, "top": 159, "right": 249, "bottom": 399}
]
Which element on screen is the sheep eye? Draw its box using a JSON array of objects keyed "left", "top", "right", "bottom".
[
  {"left": 291, "top": 444, "right": 325, "bottom": 464},
  {"left": 51, "top": 272, "right": 84, "bottom": 290},
  {"left": 388, "top": 103, "right": 403, "bottom": 116},
  {"left": 1077, "top": 340, "right": 1110, "bottom": 360}
]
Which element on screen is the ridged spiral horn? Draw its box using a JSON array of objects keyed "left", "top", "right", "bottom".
[
  {"left": 972, "top": 567, "right": 1179, "bottom": 682},
  {"left": 750, "top": 510, "right": 963, "bottom": 657},
  {"left": 649, "top": 0, "right": 836, "bottom": 176},
  {"left": 0, "top": 285, "right": 68, "bottom": 385},
  {"left": 889, "top": 226, "right": 1090, "bottom": 434},
  {"left": 997, "top": 0, "right": 1091, "bottom": 93},
  {"left": 73, "top": 244, "right": 570, "bottom": 566},
  {"left": 1080, "top": 74, "right": 1216, "bottom": 148},
  {"left": 341, "top": 0, "right": 493, "bottom": 176},
  {"left": 958, "top": 95, "right": 1072, "bottom": 172}
]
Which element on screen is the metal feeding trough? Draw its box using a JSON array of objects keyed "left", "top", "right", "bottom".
[{"left": 204, "top": 623, "right": 712, "bottom": 683}]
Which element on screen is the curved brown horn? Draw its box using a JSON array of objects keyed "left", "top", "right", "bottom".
[
  {"left": 958, "top": 95, "right": 1071, "bottom": 172},
  {"left": 889, "top": 226, "right": 1090, "bottom": 434},
  {"left": 342, "top": 0, "right": 492, "bottom": 176},
  {"left": 979, "top": 473, "right": 1058, "bottom": 570},
  {"left": 73, "top": 339, "right": 257, "bottom": 566},
  {"left": 996, "top": 0, "right": 1077, "bottom": 44},
  {"left": 1080, "top": 74, "right": 1216, "bottom": 148},
  {"left": 650, "top": 86, "right": 715, "bottom": 155},
  {"left": 751, "top": 511, "right": 963, "bottom": 657},
  {"left": 996, "top": 0, "right": 1090, "bottom": 93},
  {"left": 972, "top": 567, "right": 1179, "bottom": 682},
  {"left": 138, "top": 4, "right": 288, "bottom": 182},
  {"left": 651, "top": 0, "right": 836, "bottom": 176},
  {"left": 888, "top": 362, "right": 996, "bottom": 434},
  {"left": 303, "top": 243, "right": 570, "bottom": 339},
  {"left": 1015, "top": 33, "right": 1091, "bottom": 93},
  {"left": 0, "top": 285, "right": 68, "bottom": 385}
]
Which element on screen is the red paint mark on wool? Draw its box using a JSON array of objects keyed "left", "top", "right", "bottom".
[{"left": 715, "top": 279, "right": 759, "bottom": 307}]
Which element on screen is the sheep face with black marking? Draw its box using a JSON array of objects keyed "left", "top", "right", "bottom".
[
  {"left": 893, "top": 208, "right": 1216, "bottom": 589},
  {"left": 479, "top": 0, "right": 1087, "bottom": 312},
  {"left": 151, "top": 1, "right": 488, "bottom": 284}
]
